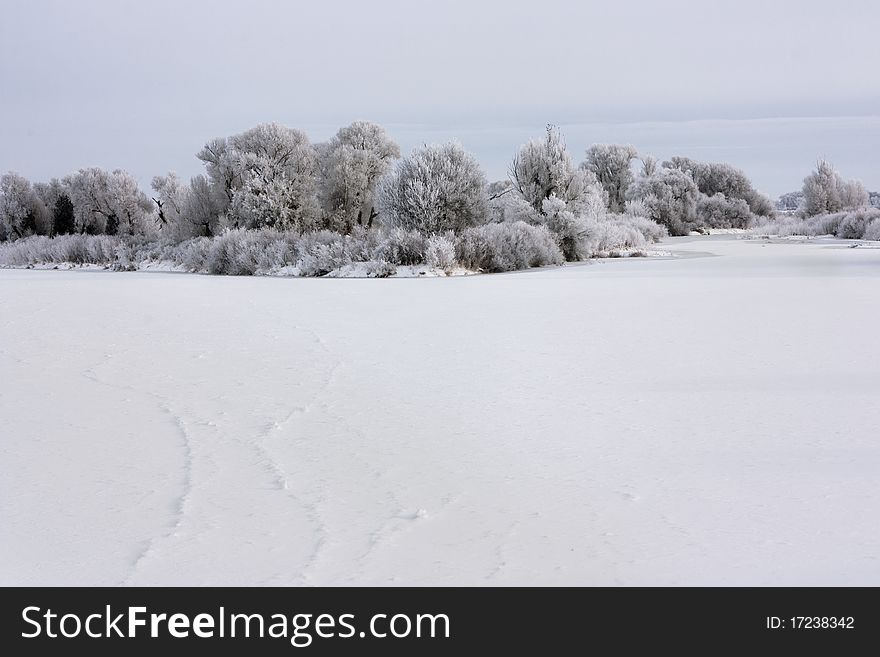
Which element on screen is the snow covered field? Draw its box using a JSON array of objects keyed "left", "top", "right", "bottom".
[{"left": 2, "top": 235, "right": 879, "bottom": 586}]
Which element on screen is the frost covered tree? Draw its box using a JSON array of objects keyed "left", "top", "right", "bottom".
[
  {"left": 582, "top": 144, "right": 639, "bottom": 213},
  {"left": 151, "top": 172, "right": 222, "bottom": 240},
  {"left": 776, "top": 191, "right": 804, "bottom": 213},
  {"left": 181, "top": 175, "right": 226, "bottom": 237},
  {"left": 627, "top": 167, "right": 700, "bottom": 235},
  {"left": 317, "top": 121, "right": 400, "bottom": 233},
  {"left": 196, "top": 137, "right": 242, "bottom": 207},
  {"left": 0, "top": 172, "right": 50, "bottom": 240},
  {"left": 105, "top": 171, "right": 155, "bottom": 235},
  {"left": 151, "top": 172, "right": 187, "bottom": 231},
  {"left": 540, "top": 195, "right": 589, "bottom": 260},
  {"left": 839, "top": 179, "right": 869, "bottom": 211},
  {"left": 231, "top": 173, "right": 318, "bottom": 231},
  {"left": 198, "top": 122, "right": 320, "bottom": 231},
  {"left": 665, "top": 156, "right": 773, "bottom": 218},
  {"left": 151, "top": 172, "right": 228, "bottom": 239},
  {"left": 801, "top": 160, "right": 868, "bottom": 217},
  {"left": 63, "top": 168, "right": 155, "bottom": 235},
  {"left": 486, "top": 179, "right": 536, "bottom": 224},
  {"left": 52, "top": 194, "right": 76, "bottom": 235},
  {"left": 510, "top": 125, "right": 599, "bottom": 214},
  {"left": 377, "top": 142, "right": 488, "bottom": 232},
  {"left": 640, "top": 155, "right": 658, "bottom": 178},
  {"left": 33, "top": 178, "right": 75, "bottom": 235},
  {"left": 802, "top": 160, "right": 842, "bottom": 216}
]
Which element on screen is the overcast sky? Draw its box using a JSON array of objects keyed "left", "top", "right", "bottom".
[{"left": 1, "top": 0, "right": 878, "bottom": 196}]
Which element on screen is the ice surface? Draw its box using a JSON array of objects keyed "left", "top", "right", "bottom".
[{"left": 1, "top": 235, "right": 879, "bottom": 585}]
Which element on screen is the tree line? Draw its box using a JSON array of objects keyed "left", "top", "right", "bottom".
[{"left": 0, "top": 121, "right": 875, "bottom": 273}]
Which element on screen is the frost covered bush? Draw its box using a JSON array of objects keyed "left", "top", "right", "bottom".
[
  {"left": 203, "top": 229, "right": 302, "bottom": 275},
  {"left": 378, "top": 142, "right": 488, "bottom": 233},
  {"left": 455, "top": 221, "right": 563, "bottom": 272},
  {"left": 836, "top": 208, "right": 880, "bottom": 240},
  {"left": 341, "top": 225, "right": 381, "bottom": 263},
  {"left": 172, "top": 237, "right": 213, "bottom": 271},
  {"left": 362, "top": 260, "right": 397, "bottom": 278},
  {"left": 206, "top": 230, "right": 260, "bottom": 275},
  {"left": 863, "top": 218, "right": 880, "bottom": 241},
  {"left": 373, "top": 227, "right": 426, "bottom": 265},
  {"left": 616, "top": 214, "right": 668, "bottom": 243},
  {"left": 582, "top": 218, "right": 647, "bottom": 255},
  {"left": 296, "top": 241, "right": 351, "bottom": 277},
  {"left": 0, "top": 234, "right": 124, "bottom": 267},
  {"left": 425, "top": 234, "right": 457, "bottom": 272},
  {"left": 753, "top": 208, "right": 880, "bottom": 240},
  {"left": 753, "top": 215, "right": 829, "bottom": 237},
  {"left": 293, "top": 228, "right": 382, "bottom": 276},
  {"left": 696, "top": 194, "right": 754, "bottom": 229},
  {"left": 539, "top": 195, "right": 592, "bottom": 261}
]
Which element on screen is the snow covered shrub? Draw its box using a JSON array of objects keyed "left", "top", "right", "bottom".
[
  {"left": 378, "top": 142, "right": 488, "bottom": 233},
  {"left": 342, "top": 225, "right": 382, "bottom": 263},
  {"left": 296, "top": 241, "right": 351, "bottom": 277},
  {"left": 0, "top": 235, "right": 44, "bottom": 266},
  {"left": 455, "top": 221, "right": 563, "bottom": 272},
  {"left": 624, "top": 198, "right": 650, "bottom": 218},
  {"left": 696, "top": 193, "right": 754, "bottom": 229},
  {"left": 863, "top": 218, "right": 880, "bottom": 241},
  {"left": 752, "top": 216, "right": 808, "bottom": 237},
  {"left": 752, "top": 208, "right": 880, "bottom": 240},
  {"left": 206, "top": 230, "right": 251, "bottom": 275},
  {"left": 540, "top": 195, "right": 591, "bottom": 261},
  {"left": 373, "top": 227, "right": 427, "bottom": 265},
  {"left": 172, "top": 237, "right": 213, "bottom": 271},
  {"left": 425, "top": 233, "right": 458, "bottom": 272},
  {"left": 204, "top": 229, "right": 300, "bottom": 275},
  {"left": 582, "top": 218, "right": 648, "bottom": 255},
  {"left": 815, "top": 213, "right": 844, "bottom": 236},
  {"left": 836, "top": 208, "right": 880, "bottom": 239},
  {"left": 362, "top": 259, "right": 397, "bottom": 278},
  {"left": 0, "top": 234, "right": 126, "bottom": 267},
  {"left": 616, "top": 214, "right": 668, "bottom": 243},
  {"left": 111, "top": 242, "right": 137, "bottom": 271}
]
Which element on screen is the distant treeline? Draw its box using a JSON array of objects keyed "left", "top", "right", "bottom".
[{"left": 0, "top": 122, "right": 876, "bottom": 274}]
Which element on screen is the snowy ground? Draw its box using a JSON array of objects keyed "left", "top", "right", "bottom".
[{"left": 1, "top": 235, "right": 879, "bottom": 586}]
